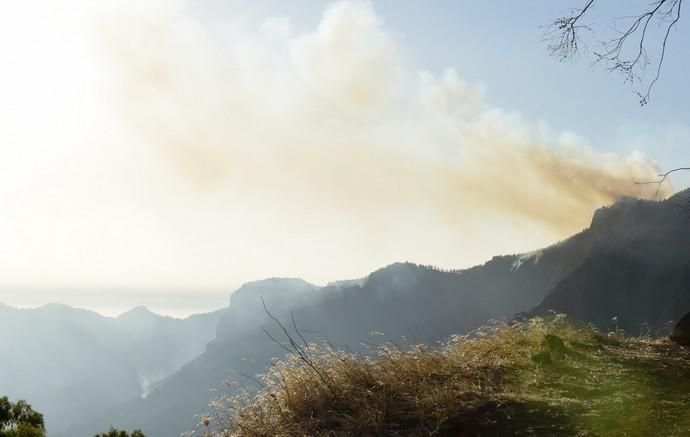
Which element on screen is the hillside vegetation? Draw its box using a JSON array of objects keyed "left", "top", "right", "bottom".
[{"left": 203, "top": 316, "right": 690, "bottom": 437}]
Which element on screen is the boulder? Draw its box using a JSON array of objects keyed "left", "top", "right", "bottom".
[
  {"left": 670, "top": 313, "right": 690, "bottom": 346},
  {"left": 532, "top": 334, "right": 575, "bottom": 364}
]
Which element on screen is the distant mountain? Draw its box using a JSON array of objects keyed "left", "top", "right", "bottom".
[
  {"left": 62, "top": 278, "right": 318, "bottom": 437},
  {"left": 528, "top": 190, "right": 690, "bottom": 334},
  {"left": 0, "top": 303, "right": 224, "bottom": 436}
]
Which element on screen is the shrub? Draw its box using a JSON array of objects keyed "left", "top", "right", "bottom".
[
  {"left": 94, "top": 427, "right": 145, "bottom": 437},
  {"left": 0, "top": 396, "right": 45, "bottom": 437}
]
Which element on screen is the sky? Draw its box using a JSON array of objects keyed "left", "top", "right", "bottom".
[{"left": 0, "top": 1, "right": 688, "bottom": 316}]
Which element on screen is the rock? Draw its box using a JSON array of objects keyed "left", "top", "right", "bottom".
[
  {"left": 532, "top": 334, "right": 570, "bottom": 364},
  {"left": 670, "top": 313, "right": 690, "bottom": 346}
]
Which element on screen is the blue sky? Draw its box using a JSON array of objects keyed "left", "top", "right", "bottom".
[
  {"left": 384, "top": 1, "right": 690, "bottom": 188},
  {"left": 390, "top": 0, "right": 690, "bottom": 172}
]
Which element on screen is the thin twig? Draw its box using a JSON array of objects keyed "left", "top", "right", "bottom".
[
  {"left": 237, "top": 372, "right": 265, "bottom": 389},
  {"left": 634, "top": 167, "right": 690, "bottom": 197},
  {"left": 291, "top": 311, "right": 311, "bottom": 356},
  {"left": 260, "top": 297, "right": 336, "bottom": 395}
]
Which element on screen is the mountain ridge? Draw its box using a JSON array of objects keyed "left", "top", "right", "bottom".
[
  {"left": 67, "top": 203, "right": 609, "bottom": 436},
  {"left": 528, "top": 189, "right": 690, "bottom": 332},
  {"left": 50, "top": 191, "right": 690, "bottom": 436}
]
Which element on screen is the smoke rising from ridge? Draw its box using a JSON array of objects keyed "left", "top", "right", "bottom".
[{"left": 99, "top": 2, "right": 668, "bottom": 228}]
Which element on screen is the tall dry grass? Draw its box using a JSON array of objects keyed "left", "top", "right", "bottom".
[{"left": 196, "top": 315, "right": 690, "bottom": 437}]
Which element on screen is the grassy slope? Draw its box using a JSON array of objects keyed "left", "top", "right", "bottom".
[{"left": 202, "top": 317, "right": 690, "bottom": 437}]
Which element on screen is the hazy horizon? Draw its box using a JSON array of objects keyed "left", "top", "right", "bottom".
[
  {"left": 1, "top": 0, "right": 689, "bottom": 312},
  {"left": 0, "top": 287, "right": 230, "bottom": 318}
]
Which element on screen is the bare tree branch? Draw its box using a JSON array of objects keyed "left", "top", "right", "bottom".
[
  {"left": 259, "top": 297, "right": 335, "bottom": 395},
  {"left": 545, "top": 0, "right": 684, "bottom": 105},
  {"left": 544, "top": 0, "right": 596, "bottom": 61},
  {"left": 236, "top": 372, "right": 265, "bottom": 388},
  {"left": 634, "top": 167, "right": 690, "bottom": 197},
  {"left": 290, "top": 311, "right": 311, "bottom": 356}
]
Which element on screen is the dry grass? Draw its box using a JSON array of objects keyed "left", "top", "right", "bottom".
[{"left": 198, "top": 316, "right": 690, "bottom": 437}]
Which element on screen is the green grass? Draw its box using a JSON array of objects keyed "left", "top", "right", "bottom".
[
  {"left": 521, "top": 318, "right": 690, "bottom": 436},
  {"left": 202, "top": 316, "right": 690, "bottom": 436}
]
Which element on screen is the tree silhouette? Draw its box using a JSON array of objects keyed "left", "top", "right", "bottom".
[{"left": 94, "top": 427, "right": 145, "bottom": 437}]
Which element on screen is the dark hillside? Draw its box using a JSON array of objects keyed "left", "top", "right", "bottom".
[{"left": 530, "top": 190, "right": 690, "bottom": 333}]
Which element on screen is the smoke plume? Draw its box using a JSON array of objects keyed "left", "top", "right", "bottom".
[{"left": 0, "top": 1, "right": 671, "bottom": 289}]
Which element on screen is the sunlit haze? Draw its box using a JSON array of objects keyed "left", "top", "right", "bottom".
[{"left": 1, "top": 1, "right": 688, "bottom": 316}]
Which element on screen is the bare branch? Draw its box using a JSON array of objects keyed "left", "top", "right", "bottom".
[
  {"left": 639, "top": 0, "right": 683, "bottom": 104},
  {"left": 546, "top": 0, "right": 684, "bottom": 104},
  {"left": 290, "top": 311, "right": 311, "bottom": 356},
  {"left": 236, "top": 372, "right": 265, "bottom": 388},
  {"left": 544, "top": 0, "right": 596, "bottom": 61},
  {"left": 259, "top": 298, "right": 335, "bottom": 395},
  {"left": 260, "top": 325, "right": 296, "bottom": 356},
  {"left": 634, "top": 167, "right": 690, "bottom": 197}
]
